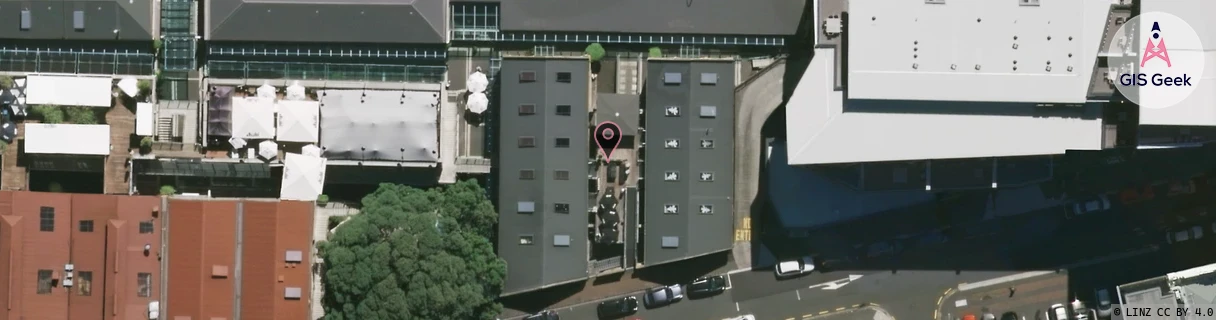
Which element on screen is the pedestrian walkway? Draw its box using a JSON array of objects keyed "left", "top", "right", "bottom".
[
  {"left": 310, "top": 202, "right": 360, "bottom": 320},
  {"left": 937, "top": 272, "right": 1070, "bottom": 320},
  {"left": 800, "top": 305, "right": 895, "bottom": 320}
]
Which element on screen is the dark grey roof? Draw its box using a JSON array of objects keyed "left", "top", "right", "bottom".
[
  {"left": 497, "top": 57, "right": 592, "bottom": 295},
  {"left": 597, "top": 93, "right": 640, "bottom": 136},
  {"left": 206, "top": 0, "right": 446, "bottom": 43},
  {"left": 641, "top": 60, "right": 735, "bottom": 267},
  {"left": 0, "top": 1, "right": 155, "bottom": 40},
  {"left": 491, "top": 0, "right": 804, "bottom": 35}
]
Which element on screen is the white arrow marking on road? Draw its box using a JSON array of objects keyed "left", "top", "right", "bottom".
[{"left": 808, "top": 274, "right": 864, "bottom": 290}]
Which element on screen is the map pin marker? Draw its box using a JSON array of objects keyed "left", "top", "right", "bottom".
[{"left": 594, "top": 121, "right": 622, "bottom": 160}]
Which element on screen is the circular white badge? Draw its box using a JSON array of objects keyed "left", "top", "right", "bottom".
[{"left": 1106, "top": 11, "right": 1206, "bottom": 110}]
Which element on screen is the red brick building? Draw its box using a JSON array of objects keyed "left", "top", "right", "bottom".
[
  {"left": 0, "top": 191, "right": 163, "bottom": 320},
  {"left": 165, "top": 199, "right": 314, "bottom": 320}
]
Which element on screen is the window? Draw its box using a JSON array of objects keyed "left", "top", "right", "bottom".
[
  {"left": 663, "top": 204, "right": 679, "bottom": 214},
  {"left": 519, "top": 235, "right": 535, "bottom": 245},
  {"left": 72, "top": 10, "right": 84, "bottom": 31},
  {"left": 285, "top": 287, "right": 303, "bottom": 300},
  {"left": 39, "top": 207, "right": 54, "bottom": 232},
  {"left": 553, "top": 234, "right": 571, "bottom": 247},
  {"left": 699, "top": 172, "right": 715, "bottom": 182},
  {"left": 663, "top": 72, "right": 682, "bottom": 85},
  {"left": 517, "top": 201, "right": 535, "bottom": 214},
  {"left": 519, "top": 169, "right": 535, "bottom": 180},
  {"left": 664, "top": 139, "right": 680, "bottom": 149},
  {"left": 519, "top": 71, "right": 536, "bottom": 82},
  {"left": 519, "top": 104, "right": 536, "bottom": 115},
  {"left": 664, "top": 106, "right": 681, "bottom": 117},
  {"left": 664, "top": 171, "right": 680, "bottom": 181},
  {"left": 661, "top": 236, "right": 680, "bottom": 248},
  {"left": 556, "top": 72, "right": 572, "bottom": 83},
  {"left": 137, "top": 273, "right": 152, "bottom": 297},
  {"left": 700, "top": 139, "right": 716, "bottom": 149},
  {"left": 554, "top": 170, "right": 570, "bottom": 180},
  {"left": 518, "top": 136, "right": 536, "bottom": 148},
  {"left": 554, "top": 203, "right": 570, "bottom": 214},
  {"left": 78, "top": 220, "right": 94, "bottom": 232},
  {"left": 37, "top": 270, "right": 52, "bottom": 294},
  {"left": 555, "top": 105, "right": 571, "bottom": 116},
  {"left": 77, "top": 271, "right": 92, "bottom": 296},
  {"left": 555, "top": 138, "right": 570, "bottom": 148},
  {"left": 700, "top": 73, "right": 719, "bottom": 85},
  {"left": 700, "top": 106, "right": 718, "bottom": 118},
  {"left": 20, "top": 10, "right": 31, "bottom": 31},
  {"left": 139, "top": 221, "right": 154, "bottom": 234},
  {"left": 699, "top": 205, "right": 714, "bottom": 215}
]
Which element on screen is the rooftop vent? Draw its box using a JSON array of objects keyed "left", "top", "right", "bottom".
[
  {"left": 664, "top": 139, "right": 680, "bottom": 149},
  {"left": 285, "top": 250, "right": 303, "bottom": 263},
  {"left": 664, "top": 171, "right": 679, "bottom": 181},
  {"left": 73, "top": 10, "right": 85, "bottom": 31},
  {"left": 284, "top": 287, "right": 302, "bottom": 300},
  {"left": 700, "top": 205, "right": 714, "bottom": 214},
  {"left": 517, "top": 201, "right": 535, "bottom": 213},
  {"left": 519, "top": 71, "right": 536, "bottom": 82},
  {"left": 661, "top": 236, "right": 680, "bottom": 248},
  {"left": 20, "top": 10, "right": 32, "bottom": 31},
  {"left": 553, "top": 234, "right": 571, "bottom": 247}
]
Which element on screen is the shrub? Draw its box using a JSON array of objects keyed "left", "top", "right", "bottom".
[
  {"left": 137, "top": 80, "right": 152, "bottom": 98},
  {"left": 159, "top": 185, "right": 176, "bottom": 195},
  {"left": 648, "top": 47, "right": 663, "bottom": 58},
  {"left": 65, "top": 106, "right": 97, "bottom": 124},
  {"left": 140, "top": 136, "right": 154, "bottom": 148},
  {"left": 0, "top": 141, "right": 7, "bottom": 153},
  {"left": 152, "top": 39, "right": 163, "bottom": 55},
  {"left": 0, "top": 76, "right": 12, "bottom": 89},
  {"left": 317, "top": 194, "right": 330, "bottom": 206},
  {"left": 327, "top": 215, "right": 345, "bottom": 229},
  {"left": 584, "top": 43, "right": 606, "bottom": 62},
  {"left": 32, "top": 105, "right": 64, "bottom": 124},
  {"left": 48, "top": 182, "right": 64, "bottom": 193}
]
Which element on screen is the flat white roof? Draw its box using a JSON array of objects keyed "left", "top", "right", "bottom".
[
  {"left": 786, "top": 48, "right": 1104, "bottom": 165},
  {"left": 846, "top": 0, "right": 1112, "bottom": 103},
  {"left": 1138, "top": 0, "right": 1216, "bottom": 126},
  {"left": 136, "top": 103, "right": 155, "bottom": 136},
  {"left": 24, "top": 124, "right": 111, "bottom": 155},
  {"left": 23, "top": 75, "right": 113, "bottom": 108}
]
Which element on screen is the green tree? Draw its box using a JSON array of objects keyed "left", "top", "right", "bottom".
[
  {"left": 159, "top": 185, "right": 176, "bottom": 195},
  {"left": 648, "top": 47, "right": 663, "bottom": 58},
  {"left": 65, "top": 106, "right": 97, "bottom": 124},
  {"left": 320, "top": 181, "right": 505, "bottom": 320},
  {"left": 32, "top": 105, "right": 64, "bottom": 124},
  {"left": 584, "top": 43, "right": 606, "bottom": 61}
]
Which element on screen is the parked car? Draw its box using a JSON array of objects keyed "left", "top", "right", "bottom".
[
  {"left": 1000, "top": 312, "right": 1019, "bottom": 320},
  {"left": 596, "top": 296, "right": 638, "bottom": 319},
  {"left": 1071, "top": 299, "right": 1092, "bottom": 320},
  {"left": 1048, "top": 303, "right": 1068, "bottom": 320},
  {"left": 523, "top": 310, "right": 559, "bottom": 320},
  {"left": 775, "top": 256, "right": 816, "bottom": 278},
  {"left": 642, "top": 284, "right": 684, "bottom": 308},
  {"left": 1066, "top": 195, "right": 1112, "bottom": 218},
  {"left": 1167, "top": 225, "right": 1205, "bottom": 244},
  {"left": 688, "top": 275, "right": 728, "bottom": 297},
  {"left": 1095, "top": 288, "right": 1113, "bottom": 317}
]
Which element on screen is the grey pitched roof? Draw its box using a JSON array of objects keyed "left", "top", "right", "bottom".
[
  {"left": 205, "top": 0, "right": 446, "bottom": 43},
  {"left": 0, "top": 1, "right": 155, "bottom": 40},
  {"left": 497, "top": 57, "right": 592, "bottom": 295},
  {"left": 641, "top": 60, "right": 735, "bottom": 267},
  {"left": 596, "top": 93, "right": 639, "bottom": 136},
  {"left": 492, "top": 0, "right": 805, "bottom": 35}
]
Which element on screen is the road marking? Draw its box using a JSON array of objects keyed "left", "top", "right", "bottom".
[
  {"left": 808, "top": 274, "right": 864, "bottom": 290},
  {"left": 725, "top": 273, "right": 733, "bottom": 290},
  {"left": 796, "top": 289, "right": 802, "bottom": 300},
  {"left": 736, "top": 302, "right": 740, "bottom": 311},
  {"left": 743, "top": 217, "right": 751, "bottom": 229},
  {"left": 958, "top": 271, "right": 1055, "bottom": 291},
  {"left": 836, "top": 307, "right": 845, "bottom": 311},
  {"left": 805, "top": 314, "right": 814, "bottom": 318},
  {"left": 819, "top": 310, "right": 828, "bottom": 314},
  {"left": 735, "top": 229, "right": 751, "bottom": 242},
  {"left": 955, "top": 299, "right": 967, "bottom": 307}
]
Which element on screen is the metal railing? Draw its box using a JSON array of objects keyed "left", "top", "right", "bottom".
[
  {"left": 206, "top": 60, "right": 446, "bottom": 83},
  {"left": 452, "top": 30, "right": 786, "bottom": 46},
  {"left": 0, "top": 48, "right": 154, "bottom": 75}
]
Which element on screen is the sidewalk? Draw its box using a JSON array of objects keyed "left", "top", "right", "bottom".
[{"left": 936, "top": 272, "right": 1069, "bottom": 320}]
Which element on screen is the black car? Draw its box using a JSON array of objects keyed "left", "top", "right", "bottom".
[
  {"left": 687, "top": 275, "right": 727, "bottom": 297},
  {"left": 1000, "top": 312, "right": 1018, "bottom": 320},
  {"left": 522, "top": 310, "right": 559, "bottom": 320},
  {"left": 596, "top": 296, "right": 638, "bottom": 319}
]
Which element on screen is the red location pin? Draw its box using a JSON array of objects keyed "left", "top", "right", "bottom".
[{"left": 594, "top": 121, "right": 622, "bottom": 160}]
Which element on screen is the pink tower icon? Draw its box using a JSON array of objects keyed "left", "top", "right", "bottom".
[{"left": 1141, "top": 21, "right": 1172, "bottom": 67}]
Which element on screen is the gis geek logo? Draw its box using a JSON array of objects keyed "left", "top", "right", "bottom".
[{"left": 1108, "top": 12, "right": 1206, "bottom": 110}]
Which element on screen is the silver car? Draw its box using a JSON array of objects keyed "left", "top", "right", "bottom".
[{"left": 642, "top": 284, "right": 684, "bottom": 308}]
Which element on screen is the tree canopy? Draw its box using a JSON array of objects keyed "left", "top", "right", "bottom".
[
  {"left": 584, "top": 43, "right": 606, "bottom": 61},
  {"left": 320, "top": 180, "right": 505, "bottom": 320}
]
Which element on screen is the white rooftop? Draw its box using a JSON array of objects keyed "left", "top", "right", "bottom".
[
  {"left": 24, "top": 124, "right": 111, "bottom": 155},
  {"left": 1138, "top": 0, "right": 1216, "bottom": 126},
  {"left": 24, "top": 75, "right": 113, "bottom": 108},
  {"left": 846, "top": 0, "right": 1112, "bottom": 103},
  {"left": 786, "top": 47, "right": 1104, "bottom": 165}
]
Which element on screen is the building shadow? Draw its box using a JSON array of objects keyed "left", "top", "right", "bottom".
[{"left": 633, "top": 251, "right": 730, "bottom": 284}]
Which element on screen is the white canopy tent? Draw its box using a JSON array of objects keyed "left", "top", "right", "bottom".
[
  {"left": 135, "top": 103, "right": 155, "bottom": 136},
  {"left": 467, "top": 70, "right": 489, "bottom": 93},
  {"left": 231, "top": 97, "right": 276, "bottom": 139},
  {"left": 467, "top": 92, "right": 489, "bottom": 114},
  {"left": 257, "top": 82, "right": 277, "bottom": 99},
  {"left": 280, "top": 153, "right": 327, "bottom": 201},
  {"left": 24, "top": 75, "right": 113, "bottom": 107},
  {"left": 301, "top": 144, "right": 322, "bottom": 157},
  {"left": 228, "top": 137, "right": 247, "bottom": 149},
  {"left": 258, "top": 140, "right": 279, "bottom": 160},
  {"left": 276, "top": 100, "right": 320, "bottom": 143},
  {"left": 117, "top": 78, "right": 140, "bottom": 98},
  {"left": 24, "top": 124, "right": 110, "bottom": 155},
  {"left": 286, "top": 81, "right": 307, "bottom": 101}
]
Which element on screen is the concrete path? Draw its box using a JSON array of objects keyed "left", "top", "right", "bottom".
[
  {"left": 310, "top": 202, "right": 360, "bottom": 320},
  {"left": 731, "top": 59, "right": 786, "bottom": 270}
]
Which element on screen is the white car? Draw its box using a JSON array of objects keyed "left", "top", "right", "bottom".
[
  {"left": 723, "top": 316, "right": 756, "bottom": 320},
  {"left": 775, "top": 256, "right": 816, "bottom": 278},
  {"left": 1048, "top": 303, "right": 1068, "bottom": 320}
]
